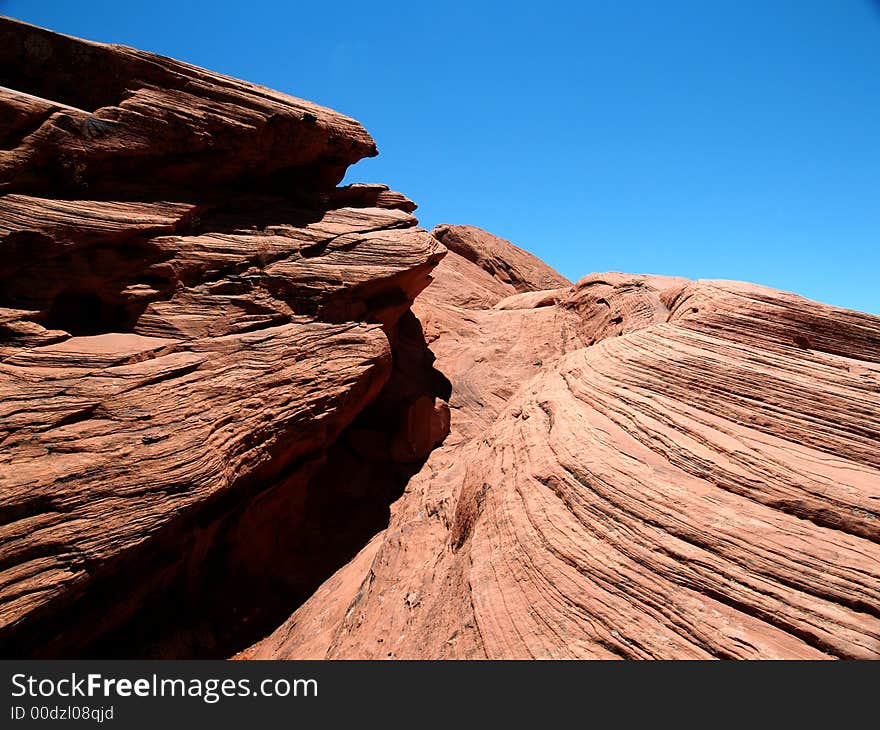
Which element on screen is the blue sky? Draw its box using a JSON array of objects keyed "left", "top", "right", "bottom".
[{"left": 4, "top": 1, "right": 879, "bottom": 313}]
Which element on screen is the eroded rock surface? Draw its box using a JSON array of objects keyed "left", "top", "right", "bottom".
[
  {"left": 0, "top": 18, "right": 446, "bottom": 657},
  {"left": 2, "top": 19, "right": 879, "bottom": 661},
  {"left": 252, "top": 227, "right": 880, "bottom": 660}
]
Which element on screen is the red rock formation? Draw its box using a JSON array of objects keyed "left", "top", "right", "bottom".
[
  {"left": 251, "top": 228, "right": 880, "bottom": 660},
  {"left": 431, "top": 224, "right": 571, "bottom": 298},
  {"left": 2, "top": 19, "right": 879, "bottom": 660},
  {"left": 0, "top": 20, "right": 374, "bottom": 198},
  {"left": 0, "top": 18, "right": 446, "bottom": 658}
]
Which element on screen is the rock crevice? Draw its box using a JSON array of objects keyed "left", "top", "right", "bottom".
[{"left": 251, "top": 227, "right": 880, "bottom": 661}]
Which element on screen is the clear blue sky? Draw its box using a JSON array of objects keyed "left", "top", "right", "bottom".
[{"left": 4, "top": 0, "right": 879, "bottom": 313}]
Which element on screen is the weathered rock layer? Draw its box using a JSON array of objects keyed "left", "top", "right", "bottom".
[
  {"left": 2, "top": 20, "right": 878, "bottom": 660},
  {"left": 252, "top": 227, "right": 880, "bottom": 660},
  {"left": 0, "top": 18, "right": 447, "bottom": 658}
]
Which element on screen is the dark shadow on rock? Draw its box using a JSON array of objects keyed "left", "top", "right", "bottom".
[{"left": 8, "top": 311, "right": 451, "bottom": 659}]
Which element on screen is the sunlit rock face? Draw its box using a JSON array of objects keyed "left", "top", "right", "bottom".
[
  {"left": 2, "top": 18, "right": 878, "bottom": 660},
  {"left": 0, "top": 17, "right": 447, "bottom": 658},
  {"left": 252, "top": 225, "right": 880, "bottom": 660}
]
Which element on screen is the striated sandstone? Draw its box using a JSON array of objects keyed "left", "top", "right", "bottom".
[
  {"left": 252, "top": 227, "right": 880, "bottom": 660},
  {"left": 0, "top": 20, "right": 375, "bottom": 198},
  {"left": 2, "top": 19, "right": 878, "bottom": 661},
  {"left": 0, "top": 18, "right": 446, "bottom": 657}
]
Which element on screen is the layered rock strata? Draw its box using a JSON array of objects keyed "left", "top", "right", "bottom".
[
  {"left": 252, "top": 227, "right": 880, "bottom": 660},
  {"left": 2, "top": 19, "right": 878, "bottom": 660},
  {"left": 0, "top": 18, "right": 447, "bottom": 657}
]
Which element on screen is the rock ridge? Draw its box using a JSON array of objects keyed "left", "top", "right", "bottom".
[
  {"left": 0, "top": 17, "right": 448, "bottom": 658},
  {"left": 2, "top": 19, "right": 878, "bottom": 660},
  {"left": 250, "top": 227, "right": 880, "bottom": 660}
]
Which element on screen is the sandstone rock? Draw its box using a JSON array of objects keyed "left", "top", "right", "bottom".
[
  {"left": 0, "top": 18, "right": 446, "bottom": 658},
  {"left": 252, "top": 233, "right": 880, "bottom": 660},
  {"left": 3, "top": 18, "right": 879, "bottom": 661},
  {"left": 0, "top": 19, "right": 375, "bottom": 198},
  {"left": 390, "top": 396, "right": 451, "bottom": 463},
  {"left": 432, "top": 224, "right": 571, "bottom": 297}
]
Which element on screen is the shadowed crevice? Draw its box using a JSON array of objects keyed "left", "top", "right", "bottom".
[{"left": 0, "top": 312, "right": 450, "bottom": 659}]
